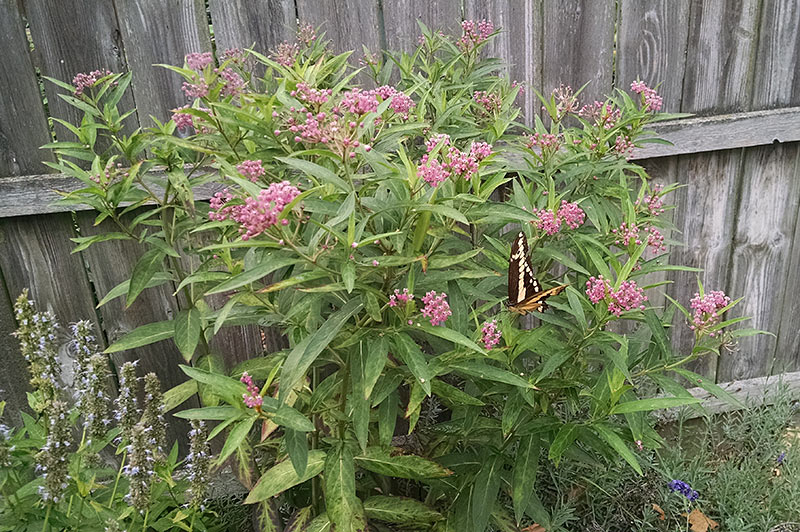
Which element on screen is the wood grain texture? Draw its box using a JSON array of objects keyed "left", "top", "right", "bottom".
[
  {"left": 541, "top": 0, "right": 615, "bottom": 106},
  {"left": 76, "top": 211, "right": 197, "bottom": 446},
  {"left": 616, "top": 0, "right": 690, "bottom": 113},
  {"left": 382, "top": 0, "right": 462, "bottom": 52},
  {"left": 775, "top": 147, "right": 800, "bottom": 374},
  {"left": 680, "top": 0, "right": 760, "bottom": 114},
  {"left": 0, "top": 0, "right": 54, "bottom": 177},
  {"left": 208, "top": 0, "right": 295, "bottom": 53},
  {"left": 0, "top": 267, "right": 31, "bottom": 425},
  {"left": 664, "top": 150, "right": 743, "bottom": 378},
  {"left": 718, "top": 144, "right": 800, "bottom": 381},
  {"left": 750, "top": 0, "right": 800, "bottom": 109},
  {"left": 295, "top": 0, "right": 381, "bottom": 56},
  {"left": 24, "top": 0, "right": 136, "bottom": 140},
  {"left": 632, "top": 107, "right": 800, "bottom": 160},
  {"left": 116, "top": 0, "right": 211, "bottom": 128},
  {"left": 464, "top": 0, "right": 542, "bottom": 126}
]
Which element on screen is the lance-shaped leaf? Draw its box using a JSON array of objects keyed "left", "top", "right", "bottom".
[
  {"left": 104, "top": 320, "right": 174, "bottom": 353},
  {"left": 127, "top": 248, "right": 165, "bottom": 307},
  {"left": 325, "top": 444, "right": 368, "bottom": 532},
  {"left": 245, "top": 450, "right": 327, "bottom": 503},
  {"left": 279, "top": 298, "right": 363, "bottom": 401},
  {"left": 363, "top": 496, "right": 442, "bottom": 526},
  {"left": 471, "top": 452, "right": 504, "bottom": 532},
  {"left": 355, "top": 447, "right": 452, "bottom": 479},
  {"left": 392, "top": 333, "right": 432, "bottom": 395},
  {"left": 513, "top": 435, "right": 541, "bottom": 524}
]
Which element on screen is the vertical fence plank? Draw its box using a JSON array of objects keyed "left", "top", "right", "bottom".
[
  {"left": 382, "top": 0, "right": 462, "bottom": 52},
  {"left": 0, "top": 0, "right": 54, "bottom": 177},
  {"left": 208, "top": 0, "right": 295, "bottom": 54},
  {"left": 616, "top": 0, "right": 690, "bottom": 113},
  {"left": 76, "top": 212, "right": 197, "bottom": 446},
  {"left": 24, "top": 0, "right": 136, "bottom": 140},
  {"left": 775, "top": 149, "right": 800, "bottom": 374},
  {"left": 296, "top": 0, "right": 381, "bottom": 56},
  {"left": 463, "top": 0, "right": 540, "bottom": 126},
  {"left": 721, "top": 0, "right": 800, "bottom": 380},
  {"left": 116, "top": 0, "right": 211, "bottom": 128},
  {"left": 541, "top": 0, "right": 615, "bottom": 105}
]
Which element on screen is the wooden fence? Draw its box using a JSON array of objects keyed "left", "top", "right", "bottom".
[{"left": 1, "top": 0, "right": 800, "bottom": 437}]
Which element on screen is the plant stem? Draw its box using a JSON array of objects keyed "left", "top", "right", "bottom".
[
  {"left": 142, "top": 508, "right": 150, "bottom": 532},
  {"left": 41, "top": 504, "right": 51, "bottom": 532},
  {"left": 108, "top": 449, "right": 127, "bottom": 508}
]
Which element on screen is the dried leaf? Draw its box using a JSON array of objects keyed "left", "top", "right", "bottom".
[
  {"left": 652, "top": 503, "right": 666, "bottom": 521},
  {"left": 682, "top": 509, "right": 719, "bottom": 532},
  {"left": 521, "top": 525, "right": 546, "bottom": 532}
]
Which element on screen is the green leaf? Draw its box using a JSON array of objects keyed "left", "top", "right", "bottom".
[
  {"left": 342, "top": 261, "right": 356, "bottom": 293},
  {"left": 271, "top": 404, "right": 314, "bottom": 432},
  {"left": 449, "top": 361, "right": 534, "bottom": 389},
  {"left": 285, "top": 428, "right": 309, "bottom": 477},
  {"left": 363, "top": 336, "right": 388, "bottom": 400},
  {"left": 244, "top": 450, "right": 327, "bottom": 503},
  {"left": 205, "top": 254, "right": 300, "bottom": 294},
  {"left": 173, "top": 405, "right": 240, "bottom": 420},
  {"left": 430, "top": 379, "right": 485, "bottom": 407},
  {"left": 427, "top": 248, "right": 483, "bottom": 269},
  {"left": 611, "top": 396, "right": 700, "bottom": 414},
  {"left": 392, "top": 333, "right": 432, "bottom": 396},
  {"left": 364, "top": 292, "right": 383, "bottom": 322},
  {"left": 355, "top": 447, "right": 453, "bottom": 479},
  {"left": 280, "top": 298, "right": 363, "bottom": 401},
  {"left": 363, "top": 496, "right": 442, "bottom": 526},
  {"left": 174, "top": 308, "right": 201, "bottom": 362},
  {"left": 126, "top": 249, "right": 165, "bottom": 307},
  {"left": 277, "top": 156, "right": 349, "bottom": 192},
  {"left": 593, "top": 423, "right": 642, "bottom": 475},
  {"left": 217, "top": 416, "right": 256, "bottom": 464},
  {"left": 97, "top": 272, "right": 173, "bottom": 308},
  {"left": 325, "top": 444, "right": 368, "bottom": 532},
  {"left": 104, "top": 320, "right": 174, "bottom": 353},
  {"left": 672, "top": 368, "right": 745, "bottom": 409},
  {"left": 512, "top": 435, "right": 540, "bottom": 524},
  {"left": 416, "top": 323, "right": 485, "bottom": 356},
  {"left": 163, "top": 380, "right": 198, "bottom": 412},
  {"left": 412, "top": 203, "right": 468, "bottom": 225},
  {"left": 179, "top": 365, "right": 248, "bottom": 401},
  {"left": 70, "top": 232, "right": 131, "bottom": 252},
  {"left": 549, "top": 423, "right": 578, "bottom": 465},
  {"left": 534, "top": 247, "right": 590, "bottom": 276},
  {"left": 471, "top": 453, "right": 503, "bottom": 532}
]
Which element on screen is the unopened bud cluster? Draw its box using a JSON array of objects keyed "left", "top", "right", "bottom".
[{"left": 35, "top": 400, "right": 72, "bottom": 503}]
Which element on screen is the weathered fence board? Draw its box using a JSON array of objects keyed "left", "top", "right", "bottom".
[
  {"left": 0, "top": 0, "right": 54, "bottom": 176},
  {"left": 296, "top": 0, "right": 381, "bottom": 57},
  {"left": 116, "top": 0, "right": 211, "bottom": 128},
  {"left": 542, "top": 0, "right": 615, "bottom": 105},
  {"left": 24, "top": 0, "right": 136, "bottom": 140},
  {"left": 750, "top": 0, "right": 800, "bottom": 110},
  {"left": 463, "top": 0, "right": 541, "bottom": 126},
  {"left": 382, "top": 0, "right": 462, "bottom": 52},
  {"left": 616, "top": 0, "right": 690, "bottom": 113},
  {"left": 208, "top": 0, "right": 296, "bottom": 54}
]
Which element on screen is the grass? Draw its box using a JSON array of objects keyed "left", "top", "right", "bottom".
[{"left": 533, "top": 387, "right": 800, "bottom": 532}]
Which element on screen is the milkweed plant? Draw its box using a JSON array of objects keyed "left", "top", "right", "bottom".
[{"left": 14, "top": 20, "right": 764, "bottom": 532}]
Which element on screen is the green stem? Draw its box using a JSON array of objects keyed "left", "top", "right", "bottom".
[
  {"left": 41, "top": 504, "right": 51, "bottom": 532},
  {"left": 142, "top": 508, "right": 150, "bottom": 532},
  {"left": 108, "top": 449, "right": 127, "bottom": 508}
]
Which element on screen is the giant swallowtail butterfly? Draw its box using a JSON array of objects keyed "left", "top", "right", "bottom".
[{"left": 507, "top": 232, "right": 567, "bottom": 314}]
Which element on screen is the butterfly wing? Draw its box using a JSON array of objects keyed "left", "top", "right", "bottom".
[
  {"left": 508, "top": 232, "right": 540, "bottom": 306},
  {"left": 507, "top": 232, "right": 566, "bottom": 315}
]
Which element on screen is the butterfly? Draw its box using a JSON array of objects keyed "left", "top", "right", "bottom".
[{"left": 507, "top": 231, "right": 568, "bottom": 314}]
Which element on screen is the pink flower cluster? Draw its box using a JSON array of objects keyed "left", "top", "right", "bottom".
[
  {"left": 186, "top": 52, "right": 214, "bottom": 71},
  {"left": 533, "top": 201, "right": 585, "bottom": 235},
  {"left": 578, "top": 101, "right": 621, "bottom": 129},
  {"left": 271, "top": 41, "right": 300, "bottom": 67},
  {"left": 72, "top": 69, "right": 113, "bottom": 96},
  {"left": 585, "top": 276, "right": 647, "bottom": 316},
  {"left": 209, "top": 181, "right": 301, "bottom": 240},
  {"left": 527, "top": 132, "right": 563, "bottom": 159},
  {"left": 552, "top": 84, "right": 579, "bottom": 119},
  {"left": 240, "top": 372, "right": 263, "bottom": 408},
  {"left": 614, "top": 135, "right": 635, "bottom": 159},
  {"left": 631, "top": 80, "right": 663, "bottom": 112},
  {"left": 292, "top": 83, "right": 332, "bottom": 105},
  {"left": 375, "top": 85, "right": 415, "bottom": 119},
  {"left": 341, "top": 88, "right": 380, "bottom": 115},
  {"left": 481, "top": 320, "right": 501, "bottom": 350},
  {"left": 636, "top": 184, "right": 665, "bottom": 216},
  {"left": 421, "top": 291, "right": 451, "bottom": 326},
  {"left": 297, "top": 23, "right": 316, "bottom": 46},
  {"left": 388, "top": 288, "right": 414, "bottom": 307},
  {"left": 219, "top": 68, "right": 245, "bottom": 97},
  {"left": 690, "top": 290, "right": 731, "bottom": 336},
  {"left": 182, "top": 78, "right": 209, "bottom": 99},
  {"left": 236, "top": 160, "right": 266, "bottom": 182},
  {"left": 418, "top": 135, "right": 493, "bottom": 186},
  {"left": 612, "top": 222, "right": 665, "bottom": 253},
  {"left": 458, "top": 19, "right": 494, "bottom": 52},
  {"left": 172, "top": 106, "right": 194, "bottom": 130},
  {"left": 473, "top": 90, "right": 502, "bottom": 115}
]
